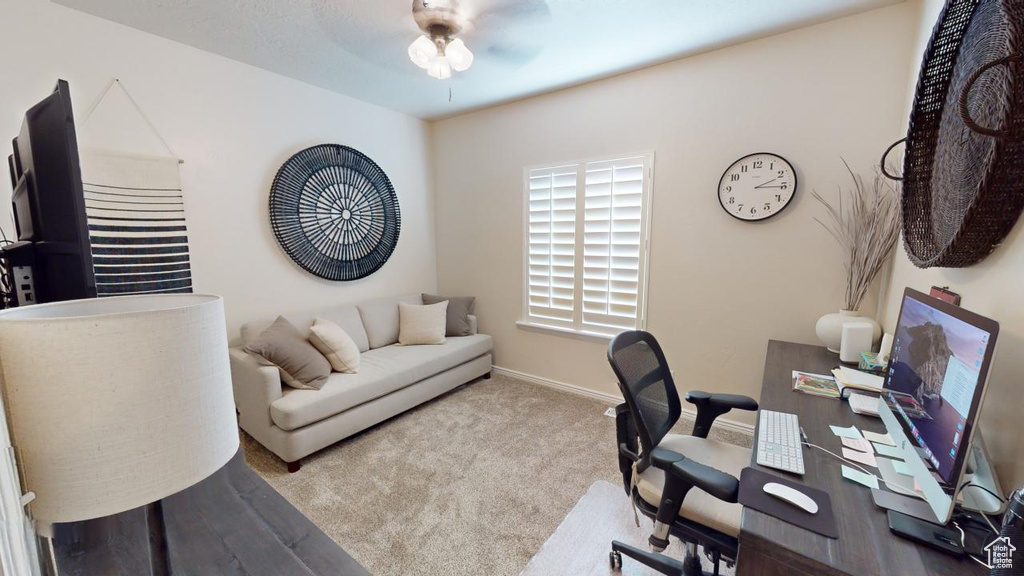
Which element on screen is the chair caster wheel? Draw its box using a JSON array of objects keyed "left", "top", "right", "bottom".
[{"left": 609, "top": 550, "right": 622, "bottom": 570}]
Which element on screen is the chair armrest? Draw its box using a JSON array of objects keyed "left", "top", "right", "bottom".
[
  {"left": 669, "top": 458, "right": 740, "bottom": 503},
  {"left": 467, "top": 314, "right": 478, "bottom": 335},
  {"left": 685, "top": 391, "right": 758, "bottom": 439},
  {"left": 650, "top": 448, "right": 685, "bottom": 471},
  {"left": 229, "top": 348, "right": 283, "bottom": 429}
]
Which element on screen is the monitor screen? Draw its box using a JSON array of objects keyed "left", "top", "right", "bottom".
[{"left": 883, "top": 290, "right": 997, "bottom": 486}]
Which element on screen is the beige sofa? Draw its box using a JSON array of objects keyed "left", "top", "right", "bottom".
[{"left": 229, "top": 294, "right": 493, "bottom": 471}]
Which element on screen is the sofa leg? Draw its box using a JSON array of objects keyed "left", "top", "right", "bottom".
[
  {"left": 483, "top": 371, "right": 492, "bottom": 380},
  {"left": 287, "top": 460, "right": 301, "bottom": 473}
]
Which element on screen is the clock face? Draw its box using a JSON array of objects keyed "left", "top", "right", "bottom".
[{"left": 717, "top": 153, "right": 797, "bottom": 222}]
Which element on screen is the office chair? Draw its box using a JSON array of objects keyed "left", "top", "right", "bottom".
[{"left": 607, "top": 331, "right": 758, "bottom": 576}]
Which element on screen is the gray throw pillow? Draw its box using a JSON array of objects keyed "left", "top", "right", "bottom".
[
  {"left": 422, "top": 294, "right": 476, "bottom": 337},
  {"left": 244, "top": 316, "right": 331, "bottom": 390}
]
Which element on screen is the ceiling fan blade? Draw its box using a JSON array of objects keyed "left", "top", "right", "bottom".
[{"left": 484, "top": 42, "right": 546, "bottom": 67}]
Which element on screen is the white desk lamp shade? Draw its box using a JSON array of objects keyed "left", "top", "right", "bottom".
[{"left": 0, "top": 294, "right": 239, "bottom": 525}]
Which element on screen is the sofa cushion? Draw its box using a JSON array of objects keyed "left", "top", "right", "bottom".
[
  {"left": 309, "top": 318, "right": 360, "bottom": 373},
  {"left": 270, "top": 333, "right": 493, "bottom": 431},
  {"left": 244, "top": 316, "right": 331, "bottom": 391},
  {"left": 240, "top": 305, "right": 369, "bottom": 352},
  {"left": 357, "top": 294, "right": 422, "bottom": 349},
  {"left": 398, "top": 301, "right": 447, "bottom": 345},
  {"left": 422, "top": 294, "right": 476, "bottom": 337}
]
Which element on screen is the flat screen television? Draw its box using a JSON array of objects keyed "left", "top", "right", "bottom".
[{"left": 4, "top": 80, "right": 96, "bottom": 306}]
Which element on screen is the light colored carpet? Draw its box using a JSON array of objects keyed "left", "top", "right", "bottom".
[
  {"left": 242, "top": 371, "right": 752, "bottom": 576},
  {"left": 521, "top": 480, "right": 735, "bottom": 576}
]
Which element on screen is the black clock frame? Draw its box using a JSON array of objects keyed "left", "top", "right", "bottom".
[
  {"left": 269, "top": 144, "right": 401, "bottom": 281},
  {"left": 717, "top": 152, "right": 797, "bottom": 222}
]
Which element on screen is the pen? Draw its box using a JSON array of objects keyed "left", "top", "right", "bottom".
[{"left": 800, "top": 427, "right": 809, "bottom": 443}]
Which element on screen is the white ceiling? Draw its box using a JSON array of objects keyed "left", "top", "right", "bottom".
[{"left": 53, "top": 0, "right": 903, "bottom": 120}]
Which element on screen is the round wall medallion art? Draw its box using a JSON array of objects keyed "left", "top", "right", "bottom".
[{"left": 270, "top": 144, "right": 400, "bottom": 281}]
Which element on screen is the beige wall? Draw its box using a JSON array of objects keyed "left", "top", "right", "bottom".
[
  {"left": 0, "top": 0, "right": 437, "bottom": 338},
  {"left": 432, "top": 5, "right": 917, "bottom": 425},
  {"left": 879, "top": 0, "right": 1024, "bottom": 489}
]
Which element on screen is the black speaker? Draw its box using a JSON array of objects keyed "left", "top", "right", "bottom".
[{"left": 991, "top": 487, "right": 1024, "bottom": 575}]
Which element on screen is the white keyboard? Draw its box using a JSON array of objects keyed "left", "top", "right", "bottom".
[{"left": 756, "top": 410, "right": 805, "bottom": 475}]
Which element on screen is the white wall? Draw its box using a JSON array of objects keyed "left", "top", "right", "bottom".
[
  {"left": 431, "top": 4, "right": 917, "bottom": 424},
  {"left": 0, "top": 0, "right": 438, "bottom": 337},
  {"left": 879, "top": 0, "right": 1024, "bottom": 489}
]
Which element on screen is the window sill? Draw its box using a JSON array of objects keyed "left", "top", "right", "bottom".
[{"left": 515, "top": 321, "right": 615, "bottom": 343}]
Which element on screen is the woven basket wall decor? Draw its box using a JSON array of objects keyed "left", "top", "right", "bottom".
[
  {"left": 269, "top": 144, "right": 400, "bottom": 281},
  {"left": 882, "top": 0, "right": 1024, "bottom": 268}
]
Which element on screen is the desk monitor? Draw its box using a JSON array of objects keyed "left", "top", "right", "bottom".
[{"left": 878, "top": 287, "right": 999, "bottom": 524}]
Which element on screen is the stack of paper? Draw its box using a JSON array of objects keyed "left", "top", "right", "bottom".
[
  {"left": 792, "top": 371, "right": 840, "bottom": 399},
  {"left": 848, "top": 393, "right": 881, "bottom": 417}
]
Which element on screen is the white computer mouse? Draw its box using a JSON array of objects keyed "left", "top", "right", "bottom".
[{"left": 763, "top": 482, "right": 819, "bottom": 514}]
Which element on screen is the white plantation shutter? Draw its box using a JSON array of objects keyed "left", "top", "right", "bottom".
[
  {"left": 523, "top": 153, "right": 653, "bottom": 337},
  {"left": 582, "top": 156, "right": 649, "bottom": 332},
  {"left": 526, "top": 165, "right": 579, "bottom": 325}
]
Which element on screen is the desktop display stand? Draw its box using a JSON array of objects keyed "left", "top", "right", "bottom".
[{"left": 872, "top": 432, "right": 1006, "bottom": 523}]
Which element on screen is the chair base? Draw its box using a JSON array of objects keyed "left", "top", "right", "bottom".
[
  {"left": 287, "top": 459, "right": 301, "bottom": 473},
  {"left": 610, "top": 540, "right": 719, "bottom": 576}
]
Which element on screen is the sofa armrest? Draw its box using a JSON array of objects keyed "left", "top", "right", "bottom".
[
  {"left": 468, "top": 314, "right": 478, "bottom": 335},
  {"left": 229, "top": 347, "right": 282, "bottom": 428}
]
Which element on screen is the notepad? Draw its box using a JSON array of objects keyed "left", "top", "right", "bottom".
[
  {"left": 830, "top": 424, "right": 863, "bottom": 440},
  {"left": 863, "top": 430, "right": 895, "bottom": 446},
  {"left": 841, "top": 437, "right": 873, "bottom": 453},
  {"left": 842, "top": 447, "right": 878, "bottom": 468},
  {"left": 873, "top": 443, "right": 903, "bottom": 459},
  {"left": 841, "top": 465, "right": 879, "bottom": 489}
]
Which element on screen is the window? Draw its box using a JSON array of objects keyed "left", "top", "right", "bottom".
[{"left": 522, "top": 152, "right": 654, "bottom": 339}]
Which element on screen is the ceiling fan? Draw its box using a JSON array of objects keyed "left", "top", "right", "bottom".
[{"left": 310, "top": 0, "right": 551, "bottom": 78}]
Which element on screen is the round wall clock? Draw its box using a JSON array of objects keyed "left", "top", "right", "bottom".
[
  {"left": 717, "top": 153, "right": 797, "bottom": 222},
  {"left": 270, "top": 144, "right": 401, "bottom": 281}
]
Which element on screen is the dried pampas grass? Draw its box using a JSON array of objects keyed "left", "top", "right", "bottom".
[{"left": 812, "top": 160, "right": 901, "bottom": 312}]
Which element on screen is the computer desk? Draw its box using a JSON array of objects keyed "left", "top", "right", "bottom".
[{"left": 735, "top": 340, "right": 986, "bottom": 576}]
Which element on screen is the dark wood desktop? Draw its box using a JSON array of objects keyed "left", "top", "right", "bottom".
[
  {"left": 736, "top": 340, "right": 985, "bottom": 576},
  {"left": 49, "top": 450, "right": 369, "bottom": 576}
]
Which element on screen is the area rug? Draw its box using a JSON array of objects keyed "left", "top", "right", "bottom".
[
  {"left": 242, "top": 371, "right": 751, "bottom": 576},
  {"left": 520, "top": 480, "right": 736, "bottom": 576}
]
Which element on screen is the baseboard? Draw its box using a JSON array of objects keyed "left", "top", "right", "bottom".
[{"left": 492, "top": 365, "right": 755, "bottom": 437}]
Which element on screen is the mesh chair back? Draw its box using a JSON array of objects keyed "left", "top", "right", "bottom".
[{"left": 607, "top": 331, "right": 681, "bottom": 463}]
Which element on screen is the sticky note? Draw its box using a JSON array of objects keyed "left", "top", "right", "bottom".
[
  {"left": 892, "top": 460, "right": 913, "bottom": 476},
  {"left": 841, "top": 465, "right": 879, "bottom": 489},
  {"left": 873, "top": 443, "right": 904, "bottom": 459},
  {"left": 841, "top": 437, "right": 873, "bottom": 453},
  {"left": 863, "top": 430, "right": 895, "bottom": 446},
  {"left": 830, "top": 425, "right": 864, "bottom": 440},
  {"left": 842, "top": 447, "right": 878, "bottom": 468}
]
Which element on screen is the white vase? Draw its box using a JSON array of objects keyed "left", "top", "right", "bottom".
[{"left": 815, "top": 309, "right": 881, "bottom": 354}]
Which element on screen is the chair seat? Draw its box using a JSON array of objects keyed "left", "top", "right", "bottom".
[{"left": 635, "top": 434, "right": 750, "bottom": 538}]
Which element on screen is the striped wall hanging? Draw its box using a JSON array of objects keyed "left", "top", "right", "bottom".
[
  {"left": 81, "top": 152, "right": 192, "bottom": 296},
  {"left": 79, "top": 79, "right": 192, "bottom": 296},
  {"left": 269, "top": 144, "right": 400, "bottom": 281}
]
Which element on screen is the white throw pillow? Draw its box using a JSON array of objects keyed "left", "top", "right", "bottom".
[
  {"left": 308, "top": 318, "right": 360, "bottom": 373},
  {"left": 398, "top": 301, "right": 448, "bottom": 345}
]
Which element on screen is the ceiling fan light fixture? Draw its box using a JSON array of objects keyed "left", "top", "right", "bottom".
[
  {"left": 427, "top": 57, "right": 452, "bottom": 80},
  {"left": 408, "top": 34, "right": 436, "bottom": 69},
  {"left": 446, "top": 38, "right": 474, "bottom": 72}
]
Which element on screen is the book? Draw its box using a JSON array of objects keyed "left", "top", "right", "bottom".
[
  {"left": 831, "top": 366, "right": 884, "bottom": 394},
  {"left": 792, "top": 370, "right": 841, "bottom": 398}
]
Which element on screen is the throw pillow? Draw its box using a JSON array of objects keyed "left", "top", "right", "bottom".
[
  {"left": 398, "top": 301, "right": 448, "bottom": 345},
  {"left": 422, "top": 293, "right": 476, "bottom": 337},
  {"left": 309, "top": 317, "right": 360, "bottom": 374},
  {"left": 244, "top": 316, "right": 331, "bottom": 390}
]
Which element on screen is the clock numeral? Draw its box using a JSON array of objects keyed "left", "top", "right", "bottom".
[
  {"left": 738, "top": 204, "right": 744, "bottom": 211},
  {"left": 728, "top": 197, "right": 735, "bottom": 204},
  {"left": 778, "top": 170, "right": 785, "bottom": 177},
  {"left": 750, "top": 207, "right": 757, "bottom": 215},
  {"left": 780, "top": 183, "right": 788, "bottom": 190},
  {"left": 730, "top": 174, "right": 740, "bottom": 182},
  {"left": 725, "top": 186, "right": 732, "bottom": 192},
  {"left": 775, "top": 194, "right": 782, "bottom": 202},
  {"left": 741, "top": 164, "right": 749, "bottom": 173},
  {"left": 753, "top": 161, "right": 763, "bottom": 169},
  {"left": 770, "top": 162, "right": 774, "bottom": 170},
  {"left": 764, "top": 203, "right": 771, "bottom": 211}
]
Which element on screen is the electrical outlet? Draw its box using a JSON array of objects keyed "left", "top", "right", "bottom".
[
  {"left": 604, "top": 407, "right": 616, "bottom": 418},
  {"left": 13, "top": 266, "right": 34, "bottom": 305}
]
